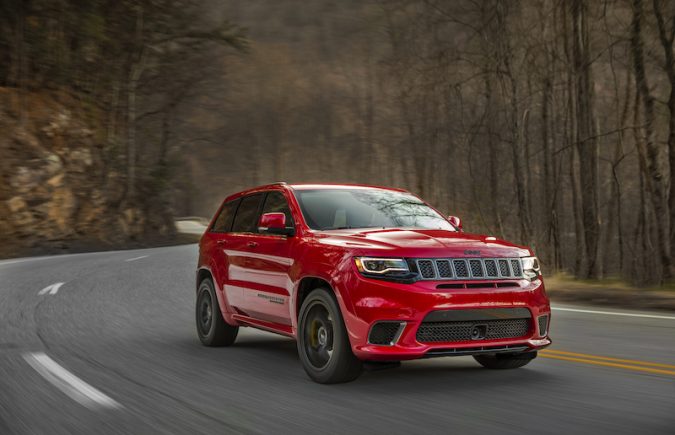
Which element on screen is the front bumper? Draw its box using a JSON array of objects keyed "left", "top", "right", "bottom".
[{"left": 340, "top": 272, "right": 551, "bottom": 361}]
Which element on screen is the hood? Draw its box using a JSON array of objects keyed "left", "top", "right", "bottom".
[{"left": 314, "top": 228, "right": 531, "bottom": 258}]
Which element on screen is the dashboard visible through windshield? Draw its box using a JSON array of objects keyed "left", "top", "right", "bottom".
[{"left": 293, "top": 188, "right": 456, "bottom": 231}]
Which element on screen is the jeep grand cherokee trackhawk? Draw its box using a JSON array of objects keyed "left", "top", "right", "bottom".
[{"left": 196, "top": 183, "right": 551, "bottom": 383}]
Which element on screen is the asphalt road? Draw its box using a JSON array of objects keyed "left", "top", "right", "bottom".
[{"left": 1, "top": 244, "right": 674, "bottom": 434}]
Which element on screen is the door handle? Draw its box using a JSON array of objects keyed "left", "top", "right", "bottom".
[
  {"left": 247, "top": 241, "right": 258, "bottom": 248},
  {"left": 216, "top": 240, "right": 227, "bottom": 246}
]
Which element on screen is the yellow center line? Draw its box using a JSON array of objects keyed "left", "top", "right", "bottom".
[
  {"left": 541, "top": 349, "right": 675, "bottom": 370},
  {"left": 539, "top": 351, "right": 675, "bottom": 377}
]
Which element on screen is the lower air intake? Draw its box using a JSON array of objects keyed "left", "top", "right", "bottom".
[
  {"left": 416, "top": 318, "right": 531, "bottom": 343},
  {"left": 538, "top": 315, "right": 549, "bottom": 336},
  {"left": 368, "top": 321, "right": 404, "bottom": 345}
]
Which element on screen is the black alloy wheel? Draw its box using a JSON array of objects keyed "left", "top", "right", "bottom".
[
  {"left": 297, "top": 288, "right": 363, "bottom": 383},
  {"left": 196, "top": 277, "right": 238, "bottom": 346}
]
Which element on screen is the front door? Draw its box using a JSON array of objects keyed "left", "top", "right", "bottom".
[{"left": 239, "top": 190, "right": 297, "bottom": 326}]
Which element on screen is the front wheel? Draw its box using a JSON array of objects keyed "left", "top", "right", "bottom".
[
  {"left": 473, "top": 351, "right": 537, "bottom": 369},
  {"left": 297, "top": 288, "right": 363, "bottom": 384}
]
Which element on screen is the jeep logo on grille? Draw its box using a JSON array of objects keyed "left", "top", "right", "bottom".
[{"left": 464, "top": 250, "right": 481, "bottom": 256}]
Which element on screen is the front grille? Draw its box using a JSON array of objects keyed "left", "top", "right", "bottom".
[
  {"left": 415, "top": 258, "right": 524, "bottom": 280},
  {"left": 511, "top": 260, "right": 522, "bottom": 277},
  {"left": 436, "top": 260, "right": 453, "bottom": 278},
  {"left": 484, "top": 259, "right": 498, "bottom": 277},
  {"left": 469, "top": 259, "right": 483, "bottom": 277},
  {"left": 498, "top": 259, "right": 510, "bottom": 276},
  {"left": 418, "top": 260, "right": 435, "bottom": 279},
  {"left": 453, "top": 259, "right": 469, "bottom": 277},
  {"left": 538, "top": 315, "right": 549, "bottom": 336},
  {"left": 368, "top": 321, "right": 404, "bottom": 345},
  {"left": 416, "top": 318, "right": 531, "bottom": 343}
]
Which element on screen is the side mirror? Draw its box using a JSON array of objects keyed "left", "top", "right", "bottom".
[
  {"left": 258, "top": 212, "right": 294, "bottom": 236},
  {"left": 448, "top": 215, "right": 463, "bottom": 231}
]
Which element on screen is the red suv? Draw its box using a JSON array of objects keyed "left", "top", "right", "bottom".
[{"left": 196, "top": 183, "right": 551, "bottom": 383}]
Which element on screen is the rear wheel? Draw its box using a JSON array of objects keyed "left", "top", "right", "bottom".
[
  {"left": 473, "top": 351, "right": 537, "bottom": 369},
  {"left": 297, "top": 288, "right": 362, "bottom": 383},
  {"left": 196, "top": 278, "right": 238, "bottom": 346}
]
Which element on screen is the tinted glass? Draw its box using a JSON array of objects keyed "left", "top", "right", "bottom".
[
  {"left": 261, "top": 191, "right": 294, "bottom": 229},
  {"left": 294, "top": 189, "right": 455, "bottom": 231},
  {"left": 231, "top": 194, "right": 263, "bottom": 233},
  {"left": 211, "top": 199, "right": 239, "bottom": 232}
]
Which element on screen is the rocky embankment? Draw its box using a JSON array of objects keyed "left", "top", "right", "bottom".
[{"left": 0, "top": 88, "right": 174, "bottom": 258}]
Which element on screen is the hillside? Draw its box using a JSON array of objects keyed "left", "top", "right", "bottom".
[{"left": 0, "top": 88, "right": 175, "bottom": 257}]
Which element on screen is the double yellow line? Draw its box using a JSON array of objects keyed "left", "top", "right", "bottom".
[{"left": 540, "top": 349, "right": 675, "bottom": 377}]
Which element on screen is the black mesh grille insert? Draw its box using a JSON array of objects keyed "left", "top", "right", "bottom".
[
  {"left": 498, "top": 260, "right": 511, "bottom": 277},
  {"left": 417, "top": 260, "right": 435, "bottom": 279},
  {"left": 416, "top": 319, "right": 531, "bottom": 343},
  {"left": 511, "top": 260, "right": 522, "bottom": 277},
  {"left": 368, "top": 322, "right": 402, "bottom": 345},
  {"left": 538, "top": 315, "right": 549, "bottom": 336},
  {"left": 453, "top": 260, "right": 469, "bottom": 277},
  {"left": 436, "top": 260, "right": 453, "bottom": 278},
  {"left": 484, "top": 260, "right": 498, "bottom": 277},
  {"left": 414, "top": 258, "right": 525, "bottom": 281},
  {"left": 469, "top": 259, "right": 483, "bottom": 277}
]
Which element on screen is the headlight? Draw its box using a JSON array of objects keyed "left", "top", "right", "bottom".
[
  {"left": 355, "top": 257, "right": 410, "bottom": 275},
  {"left": 521, "top": 256, "right": 541, "bottom": 280}
]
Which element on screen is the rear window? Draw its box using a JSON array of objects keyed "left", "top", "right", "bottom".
[
  {"left": 231, "top": 194, "right": 263, "bottom": 233},
  {"left": 211, "top": 199, "right": 239, "bottom": 233}
]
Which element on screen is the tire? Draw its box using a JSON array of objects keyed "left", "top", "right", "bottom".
[
  {"left": 196, "top": 277, "right": 238, "bottom": 346},
  {"left": 473, "top": 351, "right": 537, "bottom": 369},
  {"left": 297, "top": 288, "right": 363, "bottom": 384}
]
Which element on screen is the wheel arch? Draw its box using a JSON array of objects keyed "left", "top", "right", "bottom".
[
  {"left": 195, "top": 266, "right": 235, "bottom": 324},
  {"left": 196, "top": 267, "right": 214, "bottom": 292},
  {"left": 295, "top": 276, "right": 334, "bottom": 322}
]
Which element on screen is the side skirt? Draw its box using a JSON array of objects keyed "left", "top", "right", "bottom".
[{"left": 231, "top": 314, "right": 295, "bottom": 339}]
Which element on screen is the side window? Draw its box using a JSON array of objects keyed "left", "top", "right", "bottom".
[
  {"left": 261, "top": 191, "right": 295, "bottom": 229},
  {"left": 210, "top": 199, "right": 239, "bottom": 233},
  {"left": 231, "top": 194, "right": 263, "bottom": 233}
]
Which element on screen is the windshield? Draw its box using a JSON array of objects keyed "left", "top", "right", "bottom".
[{"left": 293, "top": 188, "right": 456, "bottom": 231}]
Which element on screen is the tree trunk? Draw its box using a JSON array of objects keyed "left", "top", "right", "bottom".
[
  {"left": 571, "top": 0, "right": 600, "bottom": 278},
  {"left": 495, "top": 0, "right": 533, "bottom": 246},
  {"left": 484, "top": 75, "right": 504, "bottom": 238},
  {"left": 126, "top": 6, "right": 146, "bottom": 205},
  {"left": 652, "top": 0, "right": 675, "bottom": 257},
  {"left": 631, "top": 0, "right": 673, "bottom": 281}
]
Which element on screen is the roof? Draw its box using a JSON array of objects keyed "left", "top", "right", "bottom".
[
  {"left": 222, "top": 183, "right": 409, "bottom": 203},
  {"left": 287, "top": 183, "right": 408, "bottom": 192}
]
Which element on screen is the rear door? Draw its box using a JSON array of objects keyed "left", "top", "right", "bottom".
[
  {"left": 224, "top": 193, "right": 265, "bottom": 312},
  {"left": 202, "top": 198, "right": 240, "bottom": 313}
]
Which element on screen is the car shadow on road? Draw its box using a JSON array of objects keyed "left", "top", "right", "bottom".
[
  {"left": 356, "top": 359, "right": 558, "bottom": 390},
  {"left": 185, "top": 333, "right": 561, "bottom": 390}
]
